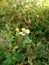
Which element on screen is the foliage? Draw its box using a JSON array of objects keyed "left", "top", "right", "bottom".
[{"left": 0, "top": 0, "right": 49, "bottom": 65}]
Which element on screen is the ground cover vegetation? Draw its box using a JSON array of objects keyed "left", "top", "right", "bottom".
[{"left": 0, "top": 0, "right": 49, "bottom": 65}]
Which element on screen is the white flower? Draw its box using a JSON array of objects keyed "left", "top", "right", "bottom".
[
  {"left": 22, "top": 28, "right": 25, "bottom": 31},
  {"left": 26, "top": 29, "right": 30, "bottom": 34},
  {"left": 19, "top": 32, "right": 25, "bottom": 36},
  {"left": 22, "top": 33, "right": 25, "bottom": 36},
  {"left": 16, "top": 28, "right": 19, "bottom": 32},
  {"left": 22, "top": 28, "right": 30, "bottom": 34}
]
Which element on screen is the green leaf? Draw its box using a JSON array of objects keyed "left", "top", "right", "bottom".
[
  {"left": 23, "top": 36, "right": 32, "bottom": 44},
  {"left": 14, "top": 52, "right": 25, "bottom": 62}
]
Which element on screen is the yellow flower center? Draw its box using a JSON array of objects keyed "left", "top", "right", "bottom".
[{"left": 22, "top": 28, "right": 27, "bottom": 33}]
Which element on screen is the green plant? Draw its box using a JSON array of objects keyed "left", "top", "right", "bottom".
[{"left": 0, "top": 0, "right": 49, "bottom": 65}]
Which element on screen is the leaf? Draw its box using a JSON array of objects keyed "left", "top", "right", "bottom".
[
  {"left": 23, "top": 36, "right": 32, "bottom": 44},
  {"left": 37, "top": 50, "right": 47, "bottom": 58},
  {"left": 13, "top": 52, "right": 25, "bottom": 62}
]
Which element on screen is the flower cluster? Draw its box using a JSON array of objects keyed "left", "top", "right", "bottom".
[{"left": 16, "top": 28, "right": 30, "bottom": 36}]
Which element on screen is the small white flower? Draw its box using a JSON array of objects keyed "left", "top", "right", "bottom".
[
  {"left": 26, "top": 29, "right": 30, "bottom": 34},
  {"left": 22, "top": 33, "right": 25, "bottom": 36},
  {"left": 22, "top": 28, "right": 26, "bottom": 32},
  {"left": 19, "top": 32, "right": 25, "bottom": 36},
  {"left": 16, "top": 28, "right": 19, "bottom": 32},
  {"left": 22, "top": 28, "right": 30, "bottom": 34},
  {"left": 19, "top": 32, "right": 23, "bottom": 34}
]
